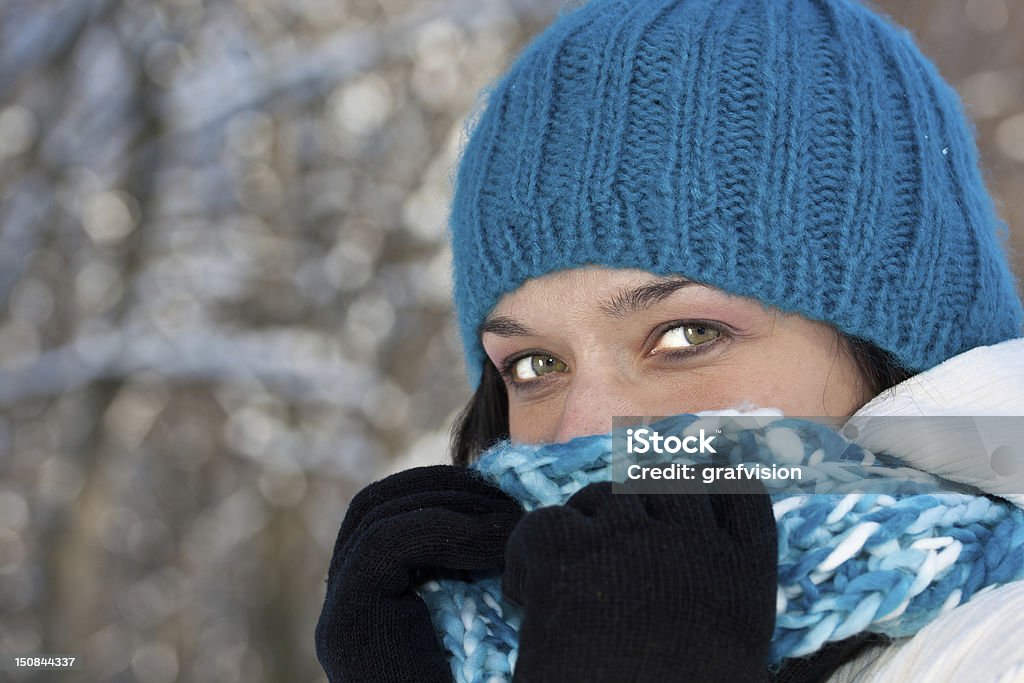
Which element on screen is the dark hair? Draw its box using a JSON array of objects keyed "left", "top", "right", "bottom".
[{"left": 449, "top": 335, "right": 915, "bottom": 466}]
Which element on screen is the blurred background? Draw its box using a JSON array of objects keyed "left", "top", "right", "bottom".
[{"left": 0, "top": 0, "right": 1021, "bottom": 681}]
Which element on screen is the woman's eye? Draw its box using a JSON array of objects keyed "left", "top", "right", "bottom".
[
  {"left": 652, "top": 323, "right": 721, "bottom": 352},
  {"left": 512, "top": 354, "right": 569, "bottom": 381}
]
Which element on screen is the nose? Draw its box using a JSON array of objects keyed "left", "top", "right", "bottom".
[{"left": 551, "top": 373, "right": 637, "bottom": 443}]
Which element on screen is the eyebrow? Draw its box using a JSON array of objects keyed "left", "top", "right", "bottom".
[
  {"left": 479, "top": 316, "right": 539, "bottom": 337},
  {"left": 479, "top": 276, "right": 696, "bottom": 338},
  {"left": 598, "top": 276, "right": 696, "bottom": 319}
]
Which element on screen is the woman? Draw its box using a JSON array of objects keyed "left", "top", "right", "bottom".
[{"left": 316, "top": 0, "right": 1024, "bottom": 680}]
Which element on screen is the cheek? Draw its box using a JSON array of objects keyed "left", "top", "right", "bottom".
[
  {"left": 508, "top": 401, "right": 562, "bottom": 444},
  {"left": 736, "top": 340, "right": 868, "bottom": 416},
  {"left": 635, "top": 341, "right": 868, "bottom": 417},
  {"left": 628, "top": 371, "right": 763, "bottom": 415}
]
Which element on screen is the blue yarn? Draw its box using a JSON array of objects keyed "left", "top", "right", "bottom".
[
  {"left": 417, "top": 414, "right": 1024, "bottom": 681},
  {"left": 448, "top": 0, "right": 1023, "bottom": 388}
]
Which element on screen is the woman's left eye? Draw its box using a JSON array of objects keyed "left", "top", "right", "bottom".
[{"left": 651, "top": 323, "right": 722, "bottom": 353}]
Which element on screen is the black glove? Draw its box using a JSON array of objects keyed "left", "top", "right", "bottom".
[
  {"left": 502, "top": 480, "right": 778, "bottom": 682},
  {"left": 315, "top": 465, "right": 525, "bottom": 683}
]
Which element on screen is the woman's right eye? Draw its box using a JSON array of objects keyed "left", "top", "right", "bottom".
[{"left": 509, "top": 354, "right": 570, "bottom": 382}]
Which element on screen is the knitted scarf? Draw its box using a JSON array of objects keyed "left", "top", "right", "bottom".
[{"left": 417, "top": 412, "right": 1024, "bottom": 683}]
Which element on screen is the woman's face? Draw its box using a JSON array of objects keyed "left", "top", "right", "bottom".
[{"left": 481, "top": 267, "right": 874, "bottom": 444}]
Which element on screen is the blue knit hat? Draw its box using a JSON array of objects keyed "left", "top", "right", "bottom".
[{"left": 448, "top": 0, "right": 1023, "bottom": 388}]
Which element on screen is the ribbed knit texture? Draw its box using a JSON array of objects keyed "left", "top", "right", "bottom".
[
  {"left": 417, "top": 413, "right": 1024, "bottom": 682},
  {"left": 449, "top": 0, "right": 1024, "bottom": 387}
]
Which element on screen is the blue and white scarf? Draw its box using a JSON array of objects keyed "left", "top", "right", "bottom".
[{"left": 417, "top": 413, "right": 1024, "bottom": 683}]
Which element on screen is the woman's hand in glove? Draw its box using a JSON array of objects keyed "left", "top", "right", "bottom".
[
  {"left": 315, "top": 465, "right": 525, "bottom": 683},
  {"left": 502, "top": 480, "right": 778, "bottom": 683}
]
